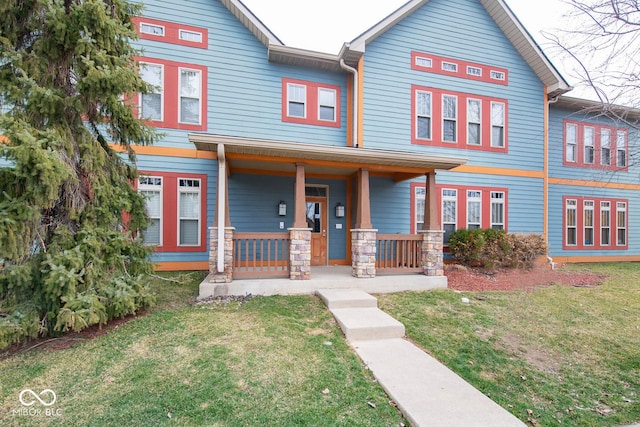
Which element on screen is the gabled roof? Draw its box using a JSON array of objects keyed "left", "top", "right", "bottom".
[
  {"left": 346, "top": 0, "right": 572, "bottom": 97},
  {"left": 219, "top": 0, "right": 283, "bottom": 47}
]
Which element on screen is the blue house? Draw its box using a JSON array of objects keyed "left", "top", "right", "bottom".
[{"left": 127, "top": 0, "right": 639, "bottom": 294}]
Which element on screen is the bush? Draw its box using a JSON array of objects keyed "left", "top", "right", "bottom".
[{"left": 448, "top": 229, "right": 547, "bottom": 269}]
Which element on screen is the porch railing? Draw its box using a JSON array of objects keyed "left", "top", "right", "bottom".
[
  {"left": 232, "top": 232, "right": 290, "bottom": 279},
  {"left": 376, "top": 234, "right": 422, "bottom": 274}
]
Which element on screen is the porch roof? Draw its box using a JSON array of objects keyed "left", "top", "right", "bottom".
[{"left": 188, "top": 134, "right": 467, "bottom": 180}]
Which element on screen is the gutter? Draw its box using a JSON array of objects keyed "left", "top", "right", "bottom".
[{"left": 339, "top": 58, "right": 359, "bottom": 148}]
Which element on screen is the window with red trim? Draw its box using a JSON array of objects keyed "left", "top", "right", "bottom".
[
  {"left": 136, "top": 171, "right": 207, "bottom": 253},
  {"left": 563, "top": 120, "right": 628, "bottom": 170},
  {"left": 131, "top": 17, "right": 208, "bottom": 49},
  {"left": 411, "top": 183, "right": 508, "bottom": 243},
  {"left": 412, "top": 86, "right": 508, "bottom": 152},
  {"left": 137, "top": 57, "right": 207, "bottom": 131},
  {"left": 411, "top": 51, "right": 508, "bottom": 86},
  {"left": 281, "top": 78, "right": 341, "bottom": 127},
  {"left": 563, "top": 195, "right": 628, "bottom": 250}
]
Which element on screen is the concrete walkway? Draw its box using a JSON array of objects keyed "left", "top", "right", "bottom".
[{"left": 318, "top": 289, "right": 526, "bottom": 427}]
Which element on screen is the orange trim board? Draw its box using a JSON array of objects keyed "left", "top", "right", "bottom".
[
  {"left": 453, "top": 165, "right": 544, "bottom": 179},
  {"left": 551, "top": 255, "right": 640, "bottom": 263},
  {"left": 549, "top": 177, "right": 640, "bottom": 191},
  {"left": 109, "top": 144, "right": 217, "bottom": 160},
  {"left": 154, "top": 261, "right": 209, "bottom": 271}
]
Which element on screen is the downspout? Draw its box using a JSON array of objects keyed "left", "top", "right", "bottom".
[
  {"left": 217, "top": 144, "right": 226, "bottom": 274},
  {"left": 340, "top": 59, "right": 358, "bottom": 148}
]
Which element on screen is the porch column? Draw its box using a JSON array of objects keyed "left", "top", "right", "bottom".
[
  {"left": 419, "top": 172, "right": 444, "bottom": 276},
  {"left": 208, "top": 150, "right": 233, "bottom": 283},
  {"left": 289, "top": 163, "right": 311, "bottom": 280},
  {"left": 352, "top": 168, "right": 377, "bottom": 278}
]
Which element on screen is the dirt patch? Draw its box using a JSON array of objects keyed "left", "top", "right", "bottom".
[{"left": 445, "top": 262, "right": 607, "bottom": 292}]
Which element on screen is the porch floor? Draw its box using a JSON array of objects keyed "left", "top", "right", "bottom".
[{"left": 198, "top": 266, "right": 447, "bottom": 298}]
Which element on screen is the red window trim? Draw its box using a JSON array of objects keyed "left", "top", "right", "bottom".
[
  {"left": 562, "top": 195, "right": 628, "bottom": 250},
  {"left": 136, "top": 57, "right": 208, "bottom": 131},
  {"left": 410, "top": 182, "right": 509, "bottom": 234},
  {"left": 411, "top": 85, "right": 508, "bottom": 152},
  {"left": 131, "top": 17, "right": 208, "bottom": 49},
  {"left": 411, "top": 51, "right": 509, "bottom": 86},
  {"left": 136, "top": 171, "right": 208, "bottom": 253},
  {"left": 281, "top": 78, "right": 341, "bottom": 128},
  {"left": 563, "top": 119, "right": 628, "bottom": 171}
]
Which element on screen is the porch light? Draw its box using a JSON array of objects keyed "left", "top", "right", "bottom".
[
  {"left": 335, "top": 202, "right": 345, "bottom": 218},
  {"left": 278, "top": 200, "right": 287, "bottom": 216}
]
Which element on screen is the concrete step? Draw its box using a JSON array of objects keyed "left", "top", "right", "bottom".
[
  {"left": 316, "top": 289, "right": 378, "bottom": 309},
  {"left": 330, "top": 307, "right": 405, "bottom": 341}
]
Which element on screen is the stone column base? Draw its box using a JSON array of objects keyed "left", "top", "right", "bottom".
[
  {"left": 351, "top": 229, "right": 377, "bottom": 278},
  {"left": 209, "top": 227, "right": 235, "bottom": 283},
  {"left": 418, "top": 230, "right": 444, "bottom": 276},
  {"left": 289, "top": 228, "right": 311, "bottom": 280}
]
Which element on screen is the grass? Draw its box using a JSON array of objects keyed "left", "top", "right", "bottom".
[
  {"left": 0, "top": 272, "right": 405, "bottom": 426},
  {"left": 378, "top": 263, "right": 640, "bottom": 427}
]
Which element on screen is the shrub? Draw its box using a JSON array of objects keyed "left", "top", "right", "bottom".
[{"left": 448, "top": 229, "right": 547, "bottom": 270}]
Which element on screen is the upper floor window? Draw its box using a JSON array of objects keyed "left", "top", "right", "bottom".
[
  {"left": 282, "top": 78, "right": 341, "bottom": 128},
  {"left": 442, "top": 95, "right": 457, "bottom": 143},
  {"left": 140, "top": 63, "right": 163, "bottom": 121},
  {"left": 416, "top": 91, "right": 432, "bottom": 140},
  {"left": 467, "top": 99, "right": 482, "bottom": 146},
  {"left": 442, "top": 61, "right": 458, "bottom": 72},
  {"left": 490, "top": 70, "right": 506, "bottom": 81},
  {"left": 415, "top": 56, "right": 432, "bottom": 68},
  {"left": 411, "top": 51, "right": 508, "bottom": 86},
  {"left": 601, "top": 129, "right": 611, "bottom": 165},
  {"left": 565, "top": 123, "right": 577, "bottom": 162},
  {"left": 563, "top": 120, "right": 627, "bottom": 170},
  {"left": 132, "top": 17, "right": 208, "bottom": 49},
  {"left": 179, "top": 29, "right": 203, "bottom": 43},
  {"left": 467, "top": 66, "right": 482, "bottom": 77},
  {"left": 563, "top": 195, "right": 628, "bottom": 250},
  {"left": 140, "top": 23, "right": 164, "bottom": 36},
  {"left": 617, "top": 131, "right": 627, "bottom": 167},
  {"left": 584, "top": 126, "right": 595, "bottom": 164},
  {"left": 491, "top": 102, "right": 505, "bottom": 148},
  {"left": 179, "top": 69, "right": 202, "bottom": 125}
]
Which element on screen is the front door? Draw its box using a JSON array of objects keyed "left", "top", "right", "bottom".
[{"left": 306, "top": 197, "right": 327, "bottom": 266}]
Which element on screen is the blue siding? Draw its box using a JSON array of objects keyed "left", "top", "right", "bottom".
[
  {"left": 371, "top": 178, "right": 412, "bottom": 234},
  {"left": 361, "top": 0, "right": 545, "bottom": 170}
]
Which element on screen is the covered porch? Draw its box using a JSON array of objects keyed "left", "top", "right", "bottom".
[{"left": 189, "top": 134, "right": 466, "bottom": 297}]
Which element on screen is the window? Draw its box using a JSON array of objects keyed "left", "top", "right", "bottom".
[
  {"left": 490, "top": 192, "right": 505, "bottom": 230},
  {"left": 467, "top": 190, "right": 482, "bottom": 229},
  {"left": 411, "top": 51, "right": 508, "bottom": 85},
  {"left": 415, "top": 187, "right": 426, "bottom": 231},
  {"left": 282, "top": 78, "right": 341, "bottom": 127},
  {"left": 565, "top": 123, "right": 577, "bottom": 162},
  {"left": 442, "top": 95, "right": 457, "bottom": 142},
  {"left": 178, "top": 179, "right": 201, "bottom": 246},
  {"left": 617, "top": 131, "right": 627, "bottom": 167},
  {"left": 416, "top": 91, "right": 432, "bottom": 140},
  {"left": 415, "top": 56, "right": 432, "bottom": 68},
  {"left": 490, "top": 70, "right": 505, "bottom": 81},
  {"left": 617, "top": 202, "right": 627, "bottom": 246},
  {"left": 491, "top": 102, "right": 505, "bottom": 147},
  {"left": 140, "top": 22, "right": 164, "bottom": 36},
  {"left": 600, "top": 201, "right": 610, "bottom": 246},
  {"left": 442, "top": 62, "right": 458, "bottom": 72},
  {"left": 179, "top": 29, "right": 202, "bottom": 43},
  {"left": 132, "top": 17, "right": 208, "bottom": 49},
  {"left": 467, "top": 66, "right": 482, "bottom": 77},
  {"left": 566, "top": 199, "right": 577, "bottom": 246},
  {"left": 583, "top": 200, "right": 594, "bottom": 245},
  {"left": 601, "top": 129, "right": 611, "bottom": 166},
  {"left": 179, "top": 69, "right": 201, "bottom": 124},
  {"left": 318, "top": 88, "right": 336, "bottom": 121},
  {"left": 584, "top": 126, "right": 595, "bottom": 164},
  {"left": 467, "top": 99, "right": 481, "bottom": 145},
  {"left": 138, "top": 176, "right": 163, "bottom": 245},
  {"left": 442, "top": 189, "right": 457, "bottom": 243},
  {"left": 140, "top": 63, "right": 163, "bottom": 121}
]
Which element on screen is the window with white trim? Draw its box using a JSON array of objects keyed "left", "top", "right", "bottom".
[
  {"left": 442, "top": 95, "right": 457, "bottom": 142},
  {"left": 416, "top": 91, "right": 432, "bottom": 140},
  {"left": 140, "top": 22, "right": 164, "bottom": 36},
  {"left": 490, "top": 192, "right": 505, "bottom": 230},
  {"left": 287, "top": 83, "right": 306, "bottom": 118},
  {"left": 601, "top": 129, "right": 611, "bottom": 166},
  {"left": 584, "top": 126, "right": 595, "bottom": 164},
  {"left": 318, "top": 88, "right": 336, "bottom": 121},
  {"left": 584, "top": 200, "right": 594, "bottom": 245},
  {"left": 415, "top": 56, "right": 432, "bottom": 68},
  {"left": 565, "top": 123, "right": 577, "bottom": 162},
  {"left": 617, "top": 131, "right": 627, "bottom": 167},
  {"left": 490, "top": 70, "right": 505, "bottom": 81},
  {"left": 600, "top": 201, "right": 610, "bottom": 246},
  {"left": 617, "top": 202, "right": 627, "bottom": 245},
  {"left": 467, "top": 66, "right": 482, "bottom": 77},
  {"left": 415, "top": 187, "right": 426, "bottom": 231},
  {"left": 140, "top": 63, "right": 163, "bottom": 121},
  {"left": 491, "top": 102, "right": 505, "bottom": 147},
  {"left": 179, "top": 68, "right": 201, "bottom": 124},
  {"left": 467, "top": 98, "right": 481, "bottom": 146},
  {"left": 139, "top": 176, "right": 163, "bottom": 245},
  {"left": 179, "top": 29, "right": 203, "bottom": 43},
  {"left": 442, "top": 62, "right": 458, "bottom": 72},
  {"left": 467, "top": 190, "right": 481, "bottom": 229},
  {"left": 178, "top": 179, "right": 201, "bottom": 246},
  {"left": 566, "top": 199, "right": 577, "bottom": 246},
  {"left": 442, "top": 189, "right": 457, "bottom": 243}
]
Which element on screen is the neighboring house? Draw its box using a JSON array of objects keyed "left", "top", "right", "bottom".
[{"left": 127, "top": 0, "right": 640, "bottom": 291}]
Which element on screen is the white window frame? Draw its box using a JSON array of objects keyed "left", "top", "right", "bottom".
[
  {"left": 318, "top": 87, "right": 337, "bottom": 122},
  {"left": 466, "top": 66, "right": 482, "bottom": 77},
  {"left": 178, "top": 67, "right": 202, "bottom": 125},
  {"left": 490, "top": 191, "right": 505, "bottom": 230},
  {"left": 442, "top": 61, "right": 458, "bottom": 72},
  {"left": 415, "top": 56, "right": 432, "bottom": 68},
  {"left": 415, "top": 186, "right": 426, "bottom": 232},
  {"left": 601, "top": 129, "right": 611, "bottom": 166},
  {"left": 584, "top": 126, "right": 595, "bottom": 164},
  {"left": 617, "top": 130, "right": 627, "bottom": 167},
  {"left": 287, "top": 83, "right": 307, "bottom": 118},
  {"left": 466, "top": 190, "right": 482, "bottom": 229},
  {"left": 416, "top": 90, "right": 432, "bottom": 140},
  {"left": 140, "top": 22, "right": 165, "bottom": 36},
  {"left": 565, "top": 123, "right": 577, "bottom": 162},
  {"left": 138, "top": 176, "right": 163, "bottom": 246},
  {"left": 442, "top": 189, "right": 457, "bottom": 243},
  {"left": 490, "top": 70, "right": 505, "bottom": 81},
  {"left": 179, "top": 29, "right": 203, "bottom": 43},
  {"left": 467, "top": 98, "right": 482, "bottom": 146},
  {"left": 177, "top": 178, "right": 202, "bottom": 247},
  {"left": 583, "top": 200, "right": 594, "bottom": 246},
  {"left": 566, "top": 199, "right": 577, "bottom": 246},
  {"left": 139, "top": 62, "right": 164, "bottom": 122},
  {"left": 600, "top": 201, "right": 610, "bottom": 246},
  {"left": 616, "top": 202, "right": 627, "bottom": 246},
  {"left": 442, "top": 94, "right": 457, "bottom": 143},
  {"left": 490, "top": 102, "right": 505, "bottom": 147}
]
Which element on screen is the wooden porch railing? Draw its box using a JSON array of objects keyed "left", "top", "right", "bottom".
[
  {"left": 232, "top": 232, "right": 290, "bottom": 278},
  {"left": 376, "top": 234, "right": 423, "bottom": 274}
]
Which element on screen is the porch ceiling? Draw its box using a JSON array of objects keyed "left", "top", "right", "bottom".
[{"left": 188, "top": 134, "right": 467, "bottom": 180}]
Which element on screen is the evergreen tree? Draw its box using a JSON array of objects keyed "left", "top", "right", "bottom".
[{"left": 0, "top": 0, "right": 157, "bottom": 348}]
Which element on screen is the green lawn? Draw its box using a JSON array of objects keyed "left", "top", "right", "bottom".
[
  {"left": 0, "top": 273, "right": 405, "bottom": 426},
  {"left": 379, "top": 263, "right": 640, "bottom": 427}
]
